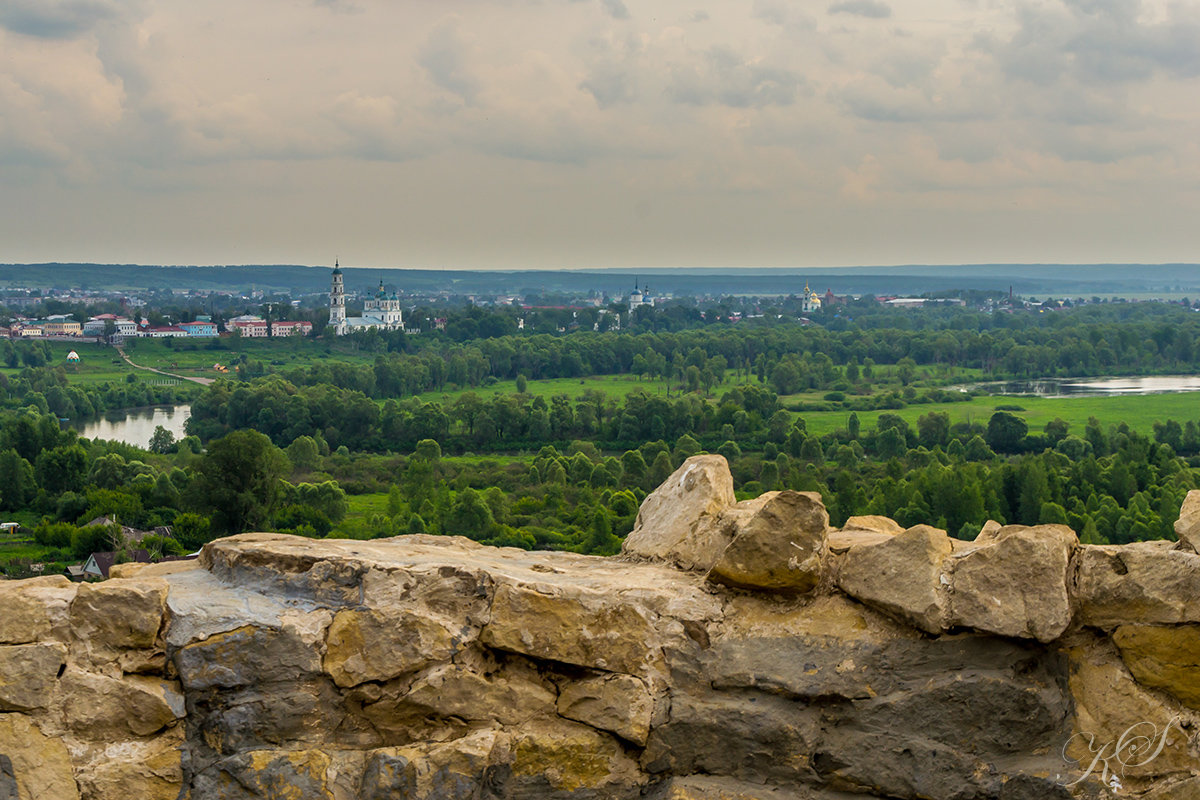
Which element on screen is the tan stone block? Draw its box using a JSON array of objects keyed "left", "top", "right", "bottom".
[
  {"left": 0, "top": 643, "right": 66, "bottom": 712},
  {"left": 557, "top": 673, "right": 654, "bottom": 746},
  {"left": 323, "top": 607, "right": 456, "bottom": 688},
  {"left": 706, "top": 491, "right": 827, "bottom": 593},
  {"left": 1114, "top": 624, "right": 1200, "bottom": 710},
  {"left": 0, "top": 713, "right": 79, "bottom": 800},
  {"left": 481, "top": 582, "right": 661, "bottom": 675},
  {"left": 622, "top": 455, "right": 736, "bottom": 570},
  {"left": 0, "top": 576, "right": 76, "bottom": 645}
]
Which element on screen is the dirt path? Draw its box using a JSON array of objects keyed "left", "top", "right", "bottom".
[{"left": 116, "top": 346, "right": 215, "bottom": 386}]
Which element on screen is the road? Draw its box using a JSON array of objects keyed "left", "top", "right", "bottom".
[{"left": 115, "top": 347, "right": 215, "bottom": 386}]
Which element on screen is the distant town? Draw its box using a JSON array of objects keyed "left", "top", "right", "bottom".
[{"left": 4, "top": 264, "right": 1197, "bottom": 343}]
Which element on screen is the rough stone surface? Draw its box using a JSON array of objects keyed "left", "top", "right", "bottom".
[
  {"left": 74, "top": 730, "right": 184, "bottom": 800},
  {"left": 947, "top": 523, "right": 1076, "bottom": 641},
  {"left": 69, "top": 578, "right": 167, "bottom": 653},
  {"left": 706, "top": 490, "right": 827, "bottom": 593},
  {"left": 1075, "top": 541, "right": 1200, "bottom": 628},
  {"left": 0, "top": 643, "right": 66, "bottom": 712},
  {"left": 622, "top": 454, "right": 736, "bottom": 570},
  {"left": 1174, "top": 489, "right": 1200, "bottom": 552},
  {"left": 61, "top": 669, "right": 184, "bottom": 739},
  {"left": 841, "top": 515, "right": 904, "bottom": 536},
  {"left": 1113, "top": 624, "right": 1200, "bottom": 710},
  {"left": 481, "top": 581, "right": 663, "bottom": 675},
  {"left": 323, "top": 607, "right": 457, "bottom": 687},
  {"left": 0, "top": 713, "right": 80, "bottom": 800},
  {"left": 12, "top": 482, "right": 1200, "bottom": 798},
  {"left": 1063, "top": 632, "right": 1200, "bottom": 782},
  {"left": 557, "top": 672, "right": 654, "bottom": 746},
  {"left": 0, "top": 576, "right": 75, "bottom": 645},
  {"left": 836, "top": 524, "right": 952, "bottom": 634}
]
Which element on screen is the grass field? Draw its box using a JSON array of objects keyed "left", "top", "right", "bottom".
[
  {"left": 413, "top": 374, "right": 679, "bottom": 404},
  {"left": 798, "top": 392, "right": 1200, "bottom": 438}
]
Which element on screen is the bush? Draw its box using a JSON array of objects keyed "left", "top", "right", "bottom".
[{"left": 34, "top": 521, "right": 76, "bottom": 549}]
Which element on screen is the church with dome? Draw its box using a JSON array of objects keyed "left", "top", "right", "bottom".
[{"left": 328, "top": 261, "right": 405, "bottom": 335}]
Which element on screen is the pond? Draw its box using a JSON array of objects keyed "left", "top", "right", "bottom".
[
  {"left": 962, "top": 376, "right": 1200, "bottom": 398},
  {"left": 68, "top": 405, "right": 192, "bottom": 449}
]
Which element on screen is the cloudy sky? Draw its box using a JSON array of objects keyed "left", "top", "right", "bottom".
[{"left": 1, "top": 0, "right": 1198, "bottom": 269}]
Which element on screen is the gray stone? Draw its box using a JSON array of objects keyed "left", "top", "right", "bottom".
[
  {"left": 706, "top": 491, "right": 827, "bottom": 593},
  {"left": 622, "top": 455, "right": 736, "bottom": 570},
  {"left": 837, "top": 524, "right": 952, "bottom": 634}
]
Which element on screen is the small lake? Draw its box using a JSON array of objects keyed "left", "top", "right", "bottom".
[
  {"left": 69, "top": 405, "right": 191, "bottom": 449},
  {"left": 962, "top": 376, "right": 1200, "bottom": 398}
]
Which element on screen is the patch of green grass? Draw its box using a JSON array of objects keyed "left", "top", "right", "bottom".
[
  {"left": 798, "top": 392, "right": 1200, "bottom": 438},
  {"left": 412, "top": 374, "right": 680, "bottom": 404}
]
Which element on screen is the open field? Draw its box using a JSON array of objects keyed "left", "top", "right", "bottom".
[
  {"left": 413, "top": 374, "right": 678, "bottom": 404},
  {"left": 797, "top": 391, "right": 1200, "bottom": 438}
]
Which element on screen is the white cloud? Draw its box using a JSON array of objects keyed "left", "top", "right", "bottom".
[{"left": 1, "top": 0, "right": 1199, "bottom": 266}]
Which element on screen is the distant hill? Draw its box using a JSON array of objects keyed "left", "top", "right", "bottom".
[{"left": 3, "top": 262, "right": 1200, "bottom": 297}]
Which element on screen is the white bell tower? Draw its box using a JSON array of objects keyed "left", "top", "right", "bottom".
[{"left": 329, "top": 260, "right": 346, "bottom": 332}]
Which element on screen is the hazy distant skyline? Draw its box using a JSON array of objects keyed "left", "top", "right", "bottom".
[{"left": 2, "top": 0, "right": 1198, "bottom": 269}]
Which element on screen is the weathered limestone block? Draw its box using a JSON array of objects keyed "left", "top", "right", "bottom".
[
  {"left": 646, "top": 775, "right": 827, "bottom": 799},
  {"left": 190, "top": 679, "right": 371, "bottom": 756},
  {"left": 70, "top": 577, "right": 167, "bottom": 649},
  {"left": 61, "top": 669, "right": 184, "bottom": 739},
  {"left": 201, "top": 532, "right": 370, "bottom": 606},
  {"left": 191, "top": 749, "right": 335, "bottom": 800},
  {"left": 557, "top": 672, "right": 654, "bottom": 746},
  {"left": 0, "top": 576, "right": 76, "bottom": 645},
  {"left": 1064, "top": 633, "right": 1200, "bottom": 781},
  {"left": 73, "top": 728, "right": 184, "bottom": 800},
  {"left": 836, "top": 524, "right": 952, "bottom": 634},
  {"left": 507, "top": 718, "right": 645, "bottom": 799},
  {"left": 1145, "top": 776, "right": 1200, "bottom": 800},
  {"left": 0, "top": 713, "right": 80, "bottom": 800},
  {"left": 174, "top": 618, "right": 326, "bottom": 691},
  {"left": 642, "top": 692, "right": 816, "bottom": 784},
  {"left": 1175, "top": 489, "right": 1200, "bottom": 552},
  {"left": 841, "top": 515, "right": 904, "bottom": 536},
  {"left": 359, "top": 729, "right": 502, "bottom": 800},
  {"left": 1074, "top": 541, "right": 1200, "bottom": 628},
  {"left": 323, "top": 607, "right": 457, "bottom": 688},
  {"left": 706, "top": 491, "right": 827, "bottom": 593},
  {"left": 947, "top": 524, "right": 1076, "bottom": 642},
  {"left": 69, "top": 578, "right": 167, "bottom": 670},
  {"left": 622, "top": 455, "right": 736, "bottom": 570},
  {"left": 1113, "top": 624, "right": 1200, "bottom": 710},
  {"left": 402, "top": 660, "right": 557, "bottom": 725},
  {"left": 481, "top": 581, "right": 662, "bottom": 675},
  {"left": 0, "top": 643, "right": 66, "bottom": 712}
]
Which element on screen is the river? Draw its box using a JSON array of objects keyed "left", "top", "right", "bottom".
[
  {"left": 960, "top": 375, "right": 1200, "bottom": 398},
  {"left": 69, "top": 405, "right": 192, "bottom": 449}
]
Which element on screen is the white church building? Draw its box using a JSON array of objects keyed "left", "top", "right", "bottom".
[{"left": 329, "top": 262, "right": 405, "bottom": 335}]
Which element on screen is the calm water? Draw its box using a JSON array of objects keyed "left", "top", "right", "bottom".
[
  {"left": 69, "top": 405, "right": 191, "bottom": 449},
  {"left": 963, "top": 376, "right": 1200, "bottom": 398}
]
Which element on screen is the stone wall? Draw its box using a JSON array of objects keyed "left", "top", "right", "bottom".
[{"left": 4, "top": 454, "right": 1200, "bottom": 799}]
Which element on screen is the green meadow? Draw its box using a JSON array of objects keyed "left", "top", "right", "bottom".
[{"left": 797, "top": 392, "right": 1200, "bottom": 438}]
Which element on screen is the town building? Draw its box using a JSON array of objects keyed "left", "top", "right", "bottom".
[
  {"left": 328, "top": 263, "right": 405, "bottom": 334},
  {"left": 801, "top": 282, "right": 822, "bottom": 314},
  {"left": 42, "top": 316, "right": 82, "bottom": 336},
  {"left": 628, "top": 283, "right": 655, "bottom": 311},
  {"left": 177, "top": 321, "right": 218, "bottom": 337},
  {"left": 82, "top": 315, "right": 137, "bottom": 338},
  {"left": 229, "top": 316, "right": 269, "bottom": 338},
  {"left": 138, "top": 325, "right": 188, "bottom": 338},
  {"left": 271, "top": 320, "right": 313, "bottom": 337}
]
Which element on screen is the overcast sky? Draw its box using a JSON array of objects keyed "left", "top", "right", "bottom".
[{"left": 1, "top": 0, "right": 1198, "bottom": 269}]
